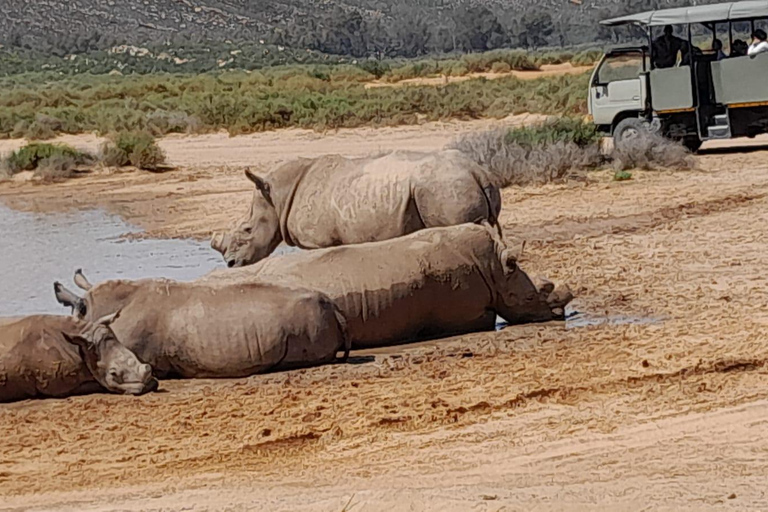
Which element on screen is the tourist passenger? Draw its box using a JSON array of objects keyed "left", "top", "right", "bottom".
[
  {"left": 712, "top": 39, "right": 727, "bottom": 60},
  {"left": 748, "top": 29, "right": 768, "bottom": 56},
  {"left": 731, "top": 39, "right": 748, "bottom": 57},
  {"left": 653, "top": 25, "right": 686, "bottom": 68}
]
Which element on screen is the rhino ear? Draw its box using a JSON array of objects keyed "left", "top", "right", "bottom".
[
  {"left": 74, "top": 269, "right": 93, "bottom": 291},
  {"left": 54, "top": 282, "right": 83, "bottom": 310},
  {"left": 245, "top": 168, "right": 272, "bottom": 204}
]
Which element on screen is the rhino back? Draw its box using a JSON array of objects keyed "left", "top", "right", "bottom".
[
  {"left": 0, "top": 316, "right": 91, "bottom": 402},
  {"left": 113, "top": 283, "right": 340, "bottom": 378},
  {"left": 285, "top": 154, "right": 418, "bottom": 248},
  {"left": 283, "top": 151, "right": 499, "bottom": 249},
  {"left": 217, "top": 224, "right": 499, "bottom": 348}
]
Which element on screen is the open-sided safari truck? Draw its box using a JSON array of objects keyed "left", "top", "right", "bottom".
[{"left": 590, "top": 1, "right": 768, "bottom": 152}]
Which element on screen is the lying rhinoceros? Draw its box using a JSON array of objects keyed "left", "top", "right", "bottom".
[
  {"left": 211, "top": 149, "right": 502, "bottom": 267},
  {"left": 0, "top": 312, "right": 157, "bottom": 403},
  {"left": 203, "top": 223, "right": 573, "bottom": 349},
  {"left": 55, "top": 279, "right": 349, "bottom": 379}
]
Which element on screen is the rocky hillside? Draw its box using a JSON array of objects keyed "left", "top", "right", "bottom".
[{"left": 0, "top": 0, "right": 717, "bottom": 57}]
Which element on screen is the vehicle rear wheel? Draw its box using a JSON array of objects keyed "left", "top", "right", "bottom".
[
  {"left": 682, "top": 135, "right": 702, "bottom": 153},
  {"left": 613, "top": 118, "right": 647, "bottom": 146}
]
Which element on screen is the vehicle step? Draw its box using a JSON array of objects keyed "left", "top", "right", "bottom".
[
  {"left": 712, "top": 114, "right": 730, "bottom": 126},
  {"left": 707, "top": 125, "right": 731, "bottom": 139}
]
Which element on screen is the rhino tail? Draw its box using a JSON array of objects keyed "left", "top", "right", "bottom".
[
  {"left": 333, "top": 305, "right": 351, "bottom": 363},
  {"left": 483, "top": 182, "right": 502, "bottom": 227}
]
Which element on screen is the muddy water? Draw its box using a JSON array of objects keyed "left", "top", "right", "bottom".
[{"left": 0, "top": 205, "right": 227, "bottom": 316}]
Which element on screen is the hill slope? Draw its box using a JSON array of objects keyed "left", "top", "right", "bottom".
[{"left": 0, "top": 0, "right": 717, "bottom": 58}]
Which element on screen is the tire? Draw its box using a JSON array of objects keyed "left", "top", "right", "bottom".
[
  {"left": 613, "top": 117, "right": 648, "bottom": 146},
  {"left": 681, "top": 136, "right": 702, "bottom": 153}
]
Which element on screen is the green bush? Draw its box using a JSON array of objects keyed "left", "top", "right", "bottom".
[
  {"left": 571, "top": 50, "right": 603, "bottom": 67},
  {"left": 101, "top": 131, "right": 167, "bottom": 170},
  {"left": 491, "top": 61, "right": 512, "bottom": 74},
  {"left": 504, "top": 117, "right": 601, "bottom": 149},
  {"left": 0, "top": 68, "right": 592, "bottom": 137},
  {"left": 356, "top": 60, "right": 390, "bottom": 79},
  {"left": 5, "top": 143, "right": 93, "bottom": 173}
]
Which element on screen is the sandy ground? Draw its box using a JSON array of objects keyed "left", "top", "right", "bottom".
[{"left": 2, "top": 124, "right": 768, "bottom": 510}]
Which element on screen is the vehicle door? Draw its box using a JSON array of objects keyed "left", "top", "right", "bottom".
[{"left": 589, "top": 48, "right": 648, "bottom": 126}]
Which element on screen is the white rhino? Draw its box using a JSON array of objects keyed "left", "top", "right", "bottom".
[
  {"left": 0, "top": 312, "right": 157, "bottom": 403},
  {"left": 211, "top": 149, "right": 502, "bottom": 267},
  {"left": 55, "top": 278, "right": 349, "bottom": 379},
  {"left": 203, "top": 223, "right": 573, "bottom": 349}
]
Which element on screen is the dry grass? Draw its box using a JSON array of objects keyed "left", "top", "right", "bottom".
[
  {"left": 33, "top": 154, "right": 80, "bottom": 182},
  {"left": 611, "top": 131, "right": 696, "bottom": 172},
  {"left": 452, "top": 123, "right": 694, "bottom": 187},
  {"left": 450, "top": 127, "right": 601, "bottom": 186}
]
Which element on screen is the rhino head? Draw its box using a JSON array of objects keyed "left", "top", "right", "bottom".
[
  {"left": 211, "top": 169, "right": 283, "bottom": 268},
  {"left": 63, "top": 311, "right": 157, "bottom": 396},
  {"left": 494, "top": 253, "right": 573, "bottom": 324}
]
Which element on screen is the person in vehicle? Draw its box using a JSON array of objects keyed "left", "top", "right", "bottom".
[
  {"left": 748, "top": 29, "right": 768, "bottom": 56},
  {"left": 712, "top": 39, "right": 727, "bottom": 60},
  {"left": 653, "top": 25, "right": 686, "bottom": 68},
  {"left": 732, "top": 39, "right": 748, "bottom": 57},
  {"left": 680, "top": 41, "right": 702, "bottom": 66}
]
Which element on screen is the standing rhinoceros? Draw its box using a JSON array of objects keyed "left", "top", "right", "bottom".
[
  {"left": 55, "top": 279, "right": 349, "bottom": 379},
  {"left": 0, "top": 312, "right": 157, "bottom": 403},
  {"left": 211, "top": 149, "right": 502, "bottom": 267},
  {"left": 203, "top": 223, "right": 573, "bottom": 349}
]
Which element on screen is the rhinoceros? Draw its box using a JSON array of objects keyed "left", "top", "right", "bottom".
[
  {"left": 0, "top": 312, "right": 157, "bottom": 403},
  {"left": 55, "top": 279, "right": 349, "bottom": 379},
  {"left": 211, "top": 149, "right": 502, "bottom": 267},
  {"left": 203, "top": 223, "right": 573, "bottom": 349}
]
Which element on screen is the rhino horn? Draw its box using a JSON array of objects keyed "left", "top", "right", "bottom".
[{"left": 211, "top": 232, "right": 228, "bottom": 254}]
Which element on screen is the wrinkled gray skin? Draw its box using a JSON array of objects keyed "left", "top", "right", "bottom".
[
  {"left": 212, "top": 149, "right": 502, "bottom": 267},
  {"left": 55, "top": 276, "right": 350, "bottom": 379},
  {"left": 203, "top": 223, "right": 574, "bottom": 349},
  {"left": 0, "top": 312, "right": 157, "bottom": 403}
]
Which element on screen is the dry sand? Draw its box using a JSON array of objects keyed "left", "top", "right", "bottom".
[{"left": 2, "top": 123, "right": 768, "bottom": 511}]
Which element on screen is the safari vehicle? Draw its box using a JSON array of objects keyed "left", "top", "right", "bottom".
[{"left": 589, "top": 1, "right": 768, "bottom": 152}]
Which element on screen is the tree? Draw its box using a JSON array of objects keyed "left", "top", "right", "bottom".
[{"left": 518, "top": 11, "right": 555, "bottom": 49}]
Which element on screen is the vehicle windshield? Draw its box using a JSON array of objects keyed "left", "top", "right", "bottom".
[{"left": 598, "top": 52, "right": 647, "bottom": 83}]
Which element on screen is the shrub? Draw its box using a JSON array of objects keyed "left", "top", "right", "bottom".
[
  {"left": 571, "top": 50, "right": 603, "bottom": 67},
  {"left": 0, "top": 70, "right": 591, "bottom": 137},
  {"left": 491, "top": 61, "right": 512, "bottom": 74},
  {"left": 145, "top": 110, "right": 202, "bottom": 136},
  {"left": 101, "top": 131, "right": 167, "bottom": 170},
  {"left": 28, "top": 114, "right": 64, "bottom": 140},
  {"left": 610, "top": 131, "right": 695, "bottom": 171},
  {"left": 356, "top": 59, "right": 390, "bottom": 79},
  {"left": 504, "top": 117, "right": 602, "bottom": 149},
  {"left": 450, "top": 128, "right": 602, "bottom": 187},
  {"left": 5, "top": 143, "right": 93, "bottom": 173},
  {"left": 34, "top": 153, "right": 79, "bottom": 182}
]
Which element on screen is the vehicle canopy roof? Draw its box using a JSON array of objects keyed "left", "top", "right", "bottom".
[{"left": 601, "top": 1, "right": 768, "bottom": 27}]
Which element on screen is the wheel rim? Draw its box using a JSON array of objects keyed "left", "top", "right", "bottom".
[{"left": 622, "top": 126, "right": 641, "bottom": 141}]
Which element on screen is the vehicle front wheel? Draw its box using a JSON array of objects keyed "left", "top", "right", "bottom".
[{"left": 613, "top": 118, "right": 647, "bottom": 146}]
